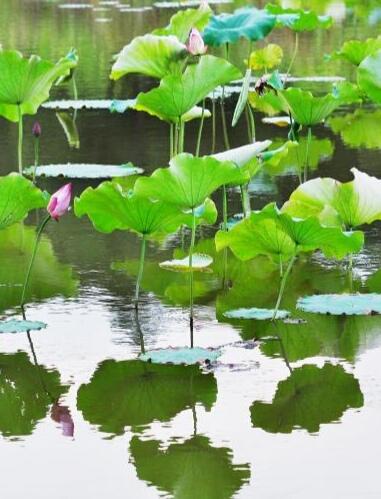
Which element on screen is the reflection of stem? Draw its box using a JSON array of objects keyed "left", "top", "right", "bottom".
[
  {"left": 32, "top": 138, "right": 40, "bottom": 184},
  {"left": 272, "top": 253, "right": 296, "bottom": 321},
  {"left": 189, "top": 209, "right": 196, "bottom": 348},
  {"left": 20, "top": 215, "right": 51, "bottom": 309},
  {"left": 222, "top": 185, "right": 228, "bottom": 231},
  {"left": 304, "top": 127, "right": 312, "bottom": 183},
  {"left": 134, "top": 234, "right": 146, "bottom": 311},
  {"left": 211, "top": 94, "right": 216, "bottom": 154},
  {"left": 191, "top": 404, "right": 197, "bottom": 437},
  {"left": 220, "top": 87, "right": 230, "bottom": 150},
  {"left": 17, "top": 105, "right": 23, "bottom": 174},
  {"left": 285, "top": 32, "right": 299, "bottom": 82},
  {"left": 195, "top": 99, "right": 205, "bottom": 156},
  {"left": 272, "top": 325, "right": 293, "bottom": 374},
  {"left": 134, "top": 308, "right": 145, "bottom": 355}
]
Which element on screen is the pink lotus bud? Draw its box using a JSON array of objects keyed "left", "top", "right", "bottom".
[
  {"left": 47, "top": 183, "right": 72, "bottom": 220},
  {"left": 51, "top": 403, "right": 74, "bottom": 437},
  {"left": 32, "top": 121, "right": 42, "bottom": 138},
  {"left": 186, "top": 28, "right": 207, "bottom": 56}
]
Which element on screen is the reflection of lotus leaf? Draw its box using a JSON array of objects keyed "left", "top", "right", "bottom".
[
  {"left": 0, "top": 351, "right": 68, "bottom": 437},
  {"left": 77, "top": 360, "right": 217, "bottom": 435},
  {"left": 130, "top": 435, "right": 250, "bottom": 499},
  {"left": 0, "top": 224, "right": 78, "bottom": 313},
  {"left": 328, "top": 109, "right": 381, "bottom": 149},
  {"left": 251, "top": 363, "right": 363, "bottom": 433}
]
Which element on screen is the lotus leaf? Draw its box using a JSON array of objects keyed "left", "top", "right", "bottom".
[
  {"left": 329, "top": 37, "right": 381, "bottom": 66},
  {"left": 0, "top": 320, "right": 46, "bottom": 334},
  {"left": 358, "top": 49, "right": 381, "bottom": 104},
  {"left": 224, "top": 307, "right": 290, "bottom": 320},
  {"left": 249, "top": 44, "right": 283, "bottom": 71},
  {"left": 152, "top": 4, "right": 212, "bottom": 42},
  {"left": 140, "top": 347, "right": 221, "bottom": 365},
  {"left": 297, "top": 293, "right": 381, "bottom": 315},
  {"left": 159, "top": 253, "right": 213, "bottom": 272},
  {"left": 266, "top": 4, "right": 332, "bottom": 32},
  {"left": 328, "top": 109, "right": 381, "bottom": 149}
]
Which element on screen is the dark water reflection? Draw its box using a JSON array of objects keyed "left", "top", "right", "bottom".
[{"left": 0, "top": 1, "right": 381, "bottom": 498}]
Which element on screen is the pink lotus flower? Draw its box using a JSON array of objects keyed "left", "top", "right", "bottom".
[
  {"left": 186, "top": 28, "right": 207, "bottom": 56},
  {"left": 47, "top": 183, "right": 72, "bottom": 220}
]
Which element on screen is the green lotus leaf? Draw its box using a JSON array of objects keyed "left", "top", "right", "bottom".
[
  {"left": 248, "top": 90, "right": 288, "bottom": 116},
  {"left": 152, "top": 3, "right": 212, "bottom": 42},
  {"left": 251, "top": 363, "right": 363, "bottom": 433},
  {"left": 74, "top": 181, "right": 186, "bottom": 236},
  {"left": 0, "top": 174, "right": 47, "bottom": 230},
  {"left": 110, "top": 35, "right": 186, "bottom": 81},
  {"left": 134, "top": 153, "right": 247, "bottom": 210},
  {"left": 140, "top": 347, "right": 221, "bottom": 365},
  {"left": 135, "top": 55, "right": 241, "bottom": 123},
  {"left": 329, "top": 37, "right": 381, "bottom": 66},
  {"left": 259, "top": 141, "right": 298, "bottom": 170},
  {"left": 130, "top": 435, "right": 250, "bottom": 499},
  {"left": 279, "top": 87, "right": 340, "bottom": 126},
  {"left": 283, "top": 167, "right": 381, "bottom": 229},
  {"left": 55, "top": 47, "right": 79, "bottom": 85},
  {"left": 159, "top": 253, "right": 213, "bottom": 272},
  {"left": 77, "top": 359, "right": 217, "bottom": 435},
  {"left": 0, "top": 320, "right": 46, "bottom": 334},
  {"left": 0, "top": 50, "right": 74, "bottom": 121},
  {"left": 249, "top": 44, "right": 283, "bottom": 71},
  {"left": 0, "top": 224, "right": 78, "bottom": 313},
  {"left": 297, "top": 293, "right": 381, "bottom": 315},
  {"left": 203, "top": 7, "right": 276, "bottom": 46},
  {"left": 266, "top": 4, "right": 332, "bottom": 32},
  {"left": 216, "top": 202, "right": 364, "bottom": 261},
  {"left": 332, "top": 81, "right": 363, "bottom": 105},
  {"left": 328, "top": 109, "right": 381, "bottom": 149},
  {"left": 56, "top": 111, "right": 80, "bottom": 149},
  {"left": 358, "top": 49, "right": 381, "bottom": 104},
  {"left": 0, "top": 351, "right": 68, "bottom": 437}
]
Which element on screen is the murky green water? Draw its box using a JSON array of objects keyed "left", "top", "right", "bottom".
[{"left": 0, "top": 1, "right": 381, "bottom": 498}]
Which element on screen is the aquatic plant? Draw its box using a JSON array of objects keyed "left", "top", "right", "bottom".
[
  {"left": 328, "top": 36, "right": 381, "bottom": 66},
  {"left": 357, "top": 48, "right": 381, "bottom": 104}
]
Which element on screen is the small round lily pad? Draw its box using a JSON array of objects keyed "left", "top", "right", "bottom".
[
  {"left": 297, "top": 293, "right": 381, "bottom": 315},
  {"left": 224, "top": 307, "right": 290, "bottom": 320},
  {"left": 24, "top": 163, "right": 143, "bottom": 179},
  {"left": 140, "top": 347, "right": 221, "bottom": 365},
  {"left": 0, "top": 319, "right": 47, "bottom": 334},
  {"left": 159, "top": 254, "right": 213, "bottom": 272},
  {"left": 43, "top": 99, "right": 132, "bottom": 110}
]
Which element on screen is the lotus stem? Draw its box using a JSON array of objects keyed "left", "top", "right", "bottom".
[
  {"left": 189, "top": 209, "right": 196, "bottom": 348},
  {"left": 285, "top": 32, "right": 299, "bottom": 82},
  {"left": 134, "top": 234, "right": 146, "bottom": 311},
  {"left": 240, "top": 182, "right": 251, "bottom": 217},
  {"left": 272, "top": 253, "right": 296, "bottom": 321},
  {"left": 134, "top": 308, "right": 145, "bottom": 355},
  {"left": 174, "top": 121, "right": 179, "bottom": 156},
  {"left": 220, "top": 87, "right": 231, "bottom": 150},
  {"left": 169, "top": 123, "right": 174, "bottom": 159},
  {"left": 20, "top": 214, "right": 51, "bottom": 308},
  {"left": 245, "top": 106, "right": 252, "bottom": 143},
  {"left": 179, "top": 121, "right": 185, "bottom": 153},
  {"left": 211, "top": 93, "right": 216, "bottom": 154},
  {"left": 222, "top": 184, "right": 228, "bottom": 231},
  {"left": 195, "top": 99, "right": 206, "bottom": 157},
  {"left": 33, "top": 138, "right": 40, "bottom": 184},
  {"left": 304, "top": 126, "right": 312, "bottom": 182},
  {"left": 17, "top": 105, "right": 23, "bottom": 175}
]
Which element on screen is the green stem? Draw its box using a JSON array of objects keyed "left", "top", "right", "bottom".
[
  {"left": 189, "top": 209, "right": 196, "bottom": 348},
  {"left": 32, "top": 138, "right": 40, "bottom": 184},
  {"left": 220, "top": 87, "right": 230, "bottom": 150},
  {"left": 17, "top": 106, "right": 23, "bottom": 175},
  {"left": 174, "top": 120, "right": 179, "bottom": 156},
  {"left": 20, "top": 215, "right": 51, "bottom": 308},
  {"left": 244, "top": 106, "right": 252, "bottom": 143},
  {"left": 272, "top": 253, "right": 296, "bottom": 321},
  {"left": 211, "top": 93, "right": 216, "bottom": 154},
  {"left": 285, "top": 32, "right": 299, "bottom": 83},
  {"left": 222, "top": 184, "right": 228, "bottom": 231},
  {"left": 304, "top": 126, "right": 312, "bottom": 183},
  {"left": 169, "top": 123, "right": 174, "bottom": 159},
  {"left": 195, "top": 99, "right": 206, "bottom": 156},
  {"left": 240, "top": 182, "right": 251, "bottom": 217},
  {"left": 247, "top": 103, "right": 256, "bottom": 141},
  {"left": 179, "top": 120, "right": 185, "bottom": 153},
  {"left": 134, "top": 234, "right": 146, "bottom": 310}
]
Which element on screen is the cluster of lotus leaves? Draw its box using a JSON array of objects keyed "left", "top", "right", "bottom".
[{"left": 329, "top": 36, "right": 381, "bottom": 66}]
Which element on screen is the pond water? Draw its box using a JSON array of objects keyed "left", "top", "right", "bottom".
[{"left": 1, "top": 1, "right": 381, "bottom": 498}]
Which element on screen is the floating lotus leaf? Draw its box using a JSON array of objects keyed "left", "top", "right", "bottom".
[
  {"left": 153, "top": 3, "right": 212, "bottom": 42},
  {"left": 279, "top": 87, "right": 340, "bottom": 126},
  {"left": 283, "top": 167, "right": 381, "bottom": 229},
  {"left": 0, "top": 351, "right": 68, "bottom": 437},
  {"left": 56, "top": 111, "right": 80, "bottom": 149},
  {"left": 328, "top": 109, "right": 381, "bottom": 149},
  {"left": 0, "top": 174, "right": 46, "bottom": 230},
  {"left": 203, "top": 7, "right": 276, "bottom": 46},
  {"left": 0, "top": 224, "right": 78, "bottom": 313},
  {"left": 44, "top": 99, "right": 130, "bottom": 110},
  {"left": 251, "top": 363, "right": 363, "bottom": 433},
  {"left": 297, "top": 293, "right": 381, "bottom": 315},
  {"left": 224, "top": 307, "right": 290, "bottom": 320},
  {"left": 266, "top": 4, "right": 332, "bottom": 32},
  {"left": 134, "top": 153, "right": 247, "bottom": 210},
  {"left": 216, "top": 202, "right": 364, "bottom": 261},
  {"left": 135, "top": 55, "right": 241, "bottom": 123},
  {"left": 0, "top": 50, "right": 74, "bottom": 121},
  {"left": 110, "top": 35, "right": 186, "bottom": 80},
  {"left": 249, "top": 44, "right": 283, "bottom": 70},
  {"left": 159, "top": 253, "right": 213, "bottom": 272},
  {"left": 77, "top": 359, "right": 217, "bottom": 434},
  {"left": 130, "top": 435, "right": 250, "bottom": 498},
  {"left": 140, "top": 347, "right": 221, "bottom": 365},
  {"left": 358, "top": 49, "right": 381, "bottom": 104},
  {"left": 0, "top": 319, "right": 46, "bottom": 334},
  {"left": 75, "top": 181, "right": 186, "bottom": 236},
  {"left": 329, "top": 37, "right": 381, "bottom": 66},
  {"left": 25, "top": 163, "right": 143, "bottom": 179}
]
